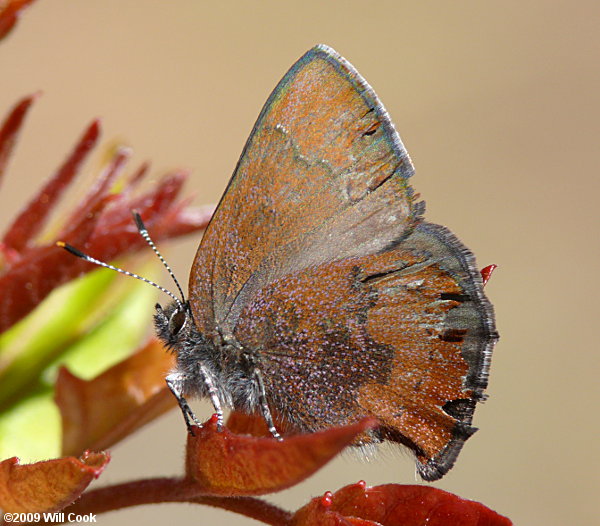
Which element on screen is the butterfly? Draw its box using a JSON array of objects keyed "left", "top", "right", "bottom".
[{"left": 63, "top": 44, "right": 497, "bottom": 481}]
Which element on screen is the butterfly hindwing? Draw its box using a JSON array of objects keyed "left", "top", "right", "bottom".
[{"left": 232, "top": 221, "right": 496, "bottom": 481}]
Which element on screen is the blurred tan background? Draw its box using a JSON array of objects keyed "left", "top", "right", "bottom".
[{"left": 1, "top": 1, "right": 598, "bottom": 525}]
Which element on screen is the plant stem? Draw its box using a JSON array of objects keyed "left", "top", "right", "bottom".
[{"left": 62, "top": 477, "right": 293, "bottom": 525}]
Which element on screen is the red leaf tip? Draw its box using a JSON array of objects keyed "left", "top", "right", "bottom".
[
  {"left": 320, "top": 491, "right": 333, "bottom": 508},
  {"left": 480, "top": 264, "right": 497, "bottom": 286}
]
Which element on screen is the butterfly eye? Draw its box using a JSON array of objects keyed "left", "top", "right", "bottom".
[{"left": 169, "top": 309, "right": 187, "bottom": 335}]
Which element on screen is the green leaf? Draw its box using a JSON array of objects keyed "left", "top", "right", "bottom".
[
  {"left": 0, "top": 269, "right": 119, "bottom": 408},
  {"left": 0, "top": 393, "right": 61, "bottom": 462},
  {"left": 0, "top": 263, "right": 159, "bottom": 462},
  {"left": 45, "top": 267, "right": 158, "bottom": 380}
]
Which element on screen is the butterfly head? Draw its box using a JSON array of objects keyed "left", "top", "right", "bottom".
[
  {"left": 153, "top": 299, "right": 215, "bottom": 368},
  {"left": 154, "top": 300, "right": 192, "bottom": 352}
]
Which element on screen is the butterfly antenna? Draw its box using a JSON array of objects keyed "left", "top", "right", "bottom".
[
  {"left": 132, "top": 211, "right": 187, "bottom": 303},
  {"left": 56, "top": 240, "right": 184, "bottom": 311}
]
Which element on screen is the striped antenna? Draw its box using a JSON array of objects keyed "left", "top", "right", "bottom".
[
  {"left": 131, "top": 211, "right": 187, "bottom": 303},
  {"left": 56, "top": 214, "right": 186, "bottom": 310}
]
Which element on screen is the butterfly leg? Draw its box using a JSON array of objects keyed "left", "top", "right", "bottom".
[
  {"left": 166, "top": 372, "right": 201, "bottom": 434},
  {"left": 218, "top": 331, "right": 280, "bottom": 440},
  {"left": 253, "top": 367, "right": 283, "bottom": 441},
  {"left": 200, "top": 363, "right": 224, "bottom": 431}
]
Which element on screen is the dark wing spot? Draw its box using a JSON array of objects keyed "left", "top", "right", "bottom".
[
  {"left": 439, "top": 328, "right": 468, "bottom": 343},
  {"left": 442, "top": 398, "right": 477, "bottom": 421},
  {"left": 440, "top": 292, "right": 470, "bottom": 302},
  {"left": 361, "top": 107, "right": 375, "bottom": 118},
  {"left": 362, "top": 122, "right": 380, "bottom": 137}
]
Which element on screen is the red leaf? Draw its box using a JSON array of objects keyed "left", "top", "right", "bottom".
[
  {"left": 292, "top": 482, "right": 513, "bottom": 526},
  {"left": 124, "top": 161, "right": 149, "bottom": 192},
  {"left": 0, "top": 198, "right": 109, "bottom": 333},
  {"left": 59, "top": 146, "right": 130, "bottom": 237},
  {"left": 0, "top": 94, "right": 38, "bottom": 188},
  {"left": 79, "top": 172, "right": 203, "bottom": 264},
  {"left": 0, "top": 0, "right": 36, "bottom": 41},
  {"left": 3, "top": 121, "right": 100, "bottom": 251},
  {"left": 87, "top": 170, "right": 184, "bottom": 236},
  {"left": 0, "top": 242, "right": 19, "bottom": 267},
  {"left": 0, "top": 451, "right": 109, "bottom": 513},
  {"left": 151, "top": 203, "right": 214, "bottom": 239},
  {"left": 0, "top": 198, "right": 210, "bottom": 334},
  {"left": 480, "top": 264, "right": 497, "bottom": 287},
  {"left": 139, "top": 170, "right": 187, "bottom": 213},
  {"left": 0, "top": 95, "right": 212, "bottom": 333},
  {"left": 55, "top": 339, "right": 176, "bottom": 457},
  {"left": 185, "top": 416, "right": 377, "bottom": 497}
]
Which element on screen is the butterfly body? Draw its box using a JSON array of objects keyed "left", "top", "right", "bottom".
[
  {"left": 154, "top": 44, "right": 497, "bottom": 481},
  {"left": 155, "top": 302, "right": 262, "bottom": 419}
]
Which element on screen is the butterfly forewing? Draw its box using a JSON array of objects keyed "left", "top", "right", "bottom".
[{"left": 190, "top": 45, "right": 419, "bottom": 338}]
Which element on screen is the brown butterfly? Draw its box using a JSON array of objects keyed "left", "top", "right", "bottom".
[{"left": 63, "top": 44, "right": 498, "bottom": 481}]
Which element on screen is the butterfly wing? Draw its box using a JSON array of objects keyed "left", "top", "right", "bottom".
[
  {"left": 190, "top": 45, "right": 420, "bottom": 339},
  {"left": 233, "top": 221, "right": 497, "bottom": 481},
  {"left": 189, "top": 45, "right": 497, "bottom": 480}
]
